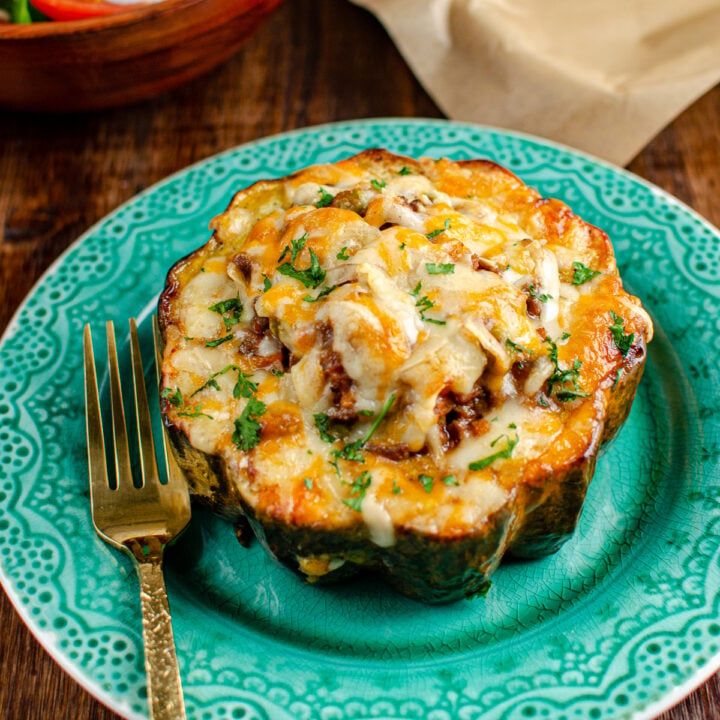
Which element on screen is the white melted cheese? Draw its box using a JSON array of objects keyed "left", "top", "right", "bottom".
[{"left": 160, "top": 150, "right": 652, "bottom": 547}]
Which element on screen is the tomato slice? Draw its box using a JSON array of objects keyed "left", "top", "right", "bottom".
[{"left": 29, "top": 0, "right": 148, "bottom": 21}]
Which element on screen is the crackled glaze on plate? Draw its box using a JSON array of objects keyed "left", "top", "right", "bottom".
[{"left": 0, "top": 120, "right": 719, "bottom": 720}]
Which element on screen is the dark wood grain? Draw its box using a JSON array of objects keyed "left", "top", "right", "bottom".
[{"left": 0, "top": 1, "right": 718, "bottom": 718}]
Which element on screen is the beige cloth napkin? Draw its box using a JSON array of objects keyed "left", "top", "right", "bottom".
[{"left": 352, "top": 0, "right": 720, "bottom": 165}]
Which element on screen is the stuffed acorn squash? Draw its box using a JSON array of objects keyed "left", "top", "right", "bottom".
[{"left": 157, "top": 149, "right": 653, "bottom": 603}]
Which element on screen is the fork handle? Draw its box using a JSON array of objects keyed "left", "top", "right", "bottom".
[{"left": 135, "top": 552, "right": 187, "bottom": 720}]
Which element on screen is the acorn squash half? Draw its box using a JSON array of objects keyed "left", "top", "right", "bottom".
[{"left": 157, "top": 149, "right": 653, "bottom": 603}]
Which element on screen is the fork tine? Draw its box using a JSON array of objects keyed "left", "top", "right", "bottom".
[
  {"left": 106, "top": 321, "right": 134, "bottom": 490},
  {"left": 129, "top": 318, "right": 161, "bottom": 489},
  {"left": 152, "top": 315, "right": 186, "bottom": 491},
  {"left": 83, "top": 325, "right": 109, "bottom": 491}
]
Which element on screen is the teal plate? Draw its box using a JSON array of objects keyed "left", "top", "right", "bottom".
[{"left": 1, "top": 119, "right": 719, "bottom": 720}]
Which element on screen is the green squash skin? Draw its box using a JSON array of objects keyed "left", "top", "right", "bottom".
[{"left": 242, "top": 502, "right": 513, "bottom": 604}]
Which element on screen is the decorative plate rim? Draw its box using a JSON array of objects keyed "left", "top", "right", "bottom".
[{"left": 0, "top": 118, "right": 718, "bottom": 720}]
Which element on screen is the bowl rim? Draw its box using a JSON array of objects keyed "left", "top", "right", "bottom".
[{"left": 0, "top": 0, "right": 271, "bottom": 38}]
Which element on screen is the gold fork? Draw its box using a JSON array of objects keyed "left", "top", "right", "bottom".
[{"left": 83, "top": 317, "right": 190, "bottom": 720}]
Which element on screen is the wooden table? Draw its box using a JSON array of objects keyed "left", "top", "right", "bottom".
[{"left": 1, "top": 1, "right": 719, "bottom": 717}]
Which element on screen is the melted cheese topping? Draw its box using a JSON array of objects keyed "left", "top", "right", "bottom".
[{"left": 160, "top": 150, "right": 653, "bottom": 549}]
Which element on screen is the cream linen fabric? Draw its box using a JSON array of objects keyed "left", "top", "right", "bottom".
[{"left": 352, "top": 0, "right": 720, "bottom": 164}]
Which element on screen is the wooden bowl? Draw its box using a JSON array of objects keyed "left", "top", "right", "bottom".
[{"left": 0, "top": 0, "right": 284, "bottom": 112}]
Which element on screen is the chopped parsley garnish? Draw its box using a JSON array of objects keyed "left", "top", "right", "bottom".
[
  {"left": 370, "top": 178, "right": 386, "bottom": 191},
  {"left": 442, "top": 474, "right": 459, "bottom": 486},
  {"left": 560, "top": 331, "right": 571, "bottom": 342},
  {"left": 537, "top": 396, "right": 550, "bottom": 408},
  {"left": 336, "top": 246, "right": 350, "bottom": 261},
  {"left": 330, "top": 392, "right": 397, "bottom": 467},
  {"left": 361, "top": 393, "right": 397, "bottom": 444},
  {"left": 279, "top": 233, "right": 307, "bottom": 264},
  {"left": 277, "top": 246, "right": 326, "bottom": 288},
  {"left": 506, "top": 339, "right": 534, "bottom": 355},
  {"left": 233, "top": 370, "right": 258, "bottom": 399},
  {"left": 528, "top": 284, "right": 552, "bottom": 302},
  {"left": 316, "top": 187, "right": 334, "bottom": 208},
  {"left": 189, "top": 365, "right": 255, "bottom": 399},
  {"left": 426, "top": 219, "right": 450, "bottom": 239},
  {"left": 209, "top": 297, "right": 242, "bottom": 330},
  {"left": 161, "top": 387, "right": 211, "bottom": 419},
  {"left": 411, "top": 281, "right": 446, "bottom": 325},
  {"left": 313, "top": 413, "right": 336, "bottom": 443},
  {"left": 468, "top": 433, "right": 519, "bottom": 471},
  {"left": 232, "top": 398, "right": 267, "bottom": 451},
  {"left": 419, "top": 474, "right": 434, "bottom": 493},
  {"left": 613, "top": 368, "right": 624, "bottom": 389},
  {"left": 191, "top": 365, "right": 234, "bottom": 396},
  {"left": 545, "top": 338, "right": 591, "bottom": 402},
  {"left": 303, "top": 284, "right": 338, "bottom": 303},
  {"left": 161, "top": 387, "right": 183, "bottom": 407},
  {"left": 609, "top": 311, "right": 634, "bottom": 357},
  {"left": 572, "top": 261, "right": 601, "bottom": 285},
  {"left": 426, "top": 262, "right": 455, "bottom": 275},
  {"left": 263, "top": 275, "right": 272, "bottom": 292},
  {"left": 205, "top": 334, "right": 234, "bottom": 347},
  {"left": 304, "top": 478, "right": 314, "bottom": 490},
  {"left": 333, "top": 441, "right": 365, "bottom": 464},
  {"left": 397, "top": 166, "right": 412, "bottom": 176},
  {"left": 391, "top": 479, "right": 403, "bottom": 494},
  {"left": 343, "top": 471, "right": 372, "bottom": 512},
  {"left": 177, "top": 406, "right": 212, "bottom": 419}
]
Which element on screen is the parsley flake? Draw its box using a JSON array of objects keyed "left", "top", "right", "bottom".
[
  {"left": 313, "top": 413, "right": 336, "bottom": 443},
  {"left": 191, "top": 365, "right": 235, "bottom": 397},
  {"left": 370, "top": 178, "right": 386, "bottom": 191},
  {"left": 391, "top": 479, "right": 403, "bottom": 494},
  {"left": 336, "top": 246, "right": 350, "bottom": 261},
  {"left": 442, "top": 474, "right": 459, "bottom": 486},
  {"left": 209, "top": 297, "right": 242, "bottom": 330},
  {"left": 232, "top": 398, "right": 267, "bottom": 451},
  {"left": 506, "top": 339, "right": 534, "bottom": 355},
  {"left": 545, "top": 338, "right": 591, "bottom": 401},
  {"left": 233, "top": 370, "right": 258, "bottom": 399},
  {"left": 412, "top": 285, "right": 446, "bottom": 325},
  {"left": 397, "top": 166, "right": 412, "bottom": 176},
  {"left": 161, "top": 387, "right": 183, "bottom": 407},
  {"left": 178, "top": 405, "right": 213, "bottom": 419},
  {"left": 205, "top": 334, "right": 234, "bottom": 347},
  {"left": 528, "top": 284, "right": 552, "bottom": 302},
  {"left": 426, "top": 262, "right": 455, "bottom": 275},
  {"left": 343, "top": 471, "right": 372, "bottom": 512},
  {"left": 304, "top": 478, "right": 314, "bottom": 490},
  {"left": 572, "top": 261, "right": 601, "bottom": 285},
  {"left": 161, "top": 387, "right": 212, "bottom": 419},
  {"left": 426, "top": 219, "right": 450, "bottom": 240},
  {"left": 316, "top": 187, "right": 334, "bottom": 208},
  {"left": 419, "top": 474, "right": 434, "bottom": 493},
  {"left": 469, "top": 434, "right": 519, "bottom": 471},
  {"left": 277, "top": 247, "right": 326, "bottom": 288},
  {"left": 609, "top": 311, "right": 634, "bottom": 357},
  {"left": 330, "top": 392, "right": 397, "bottom": 466},
  {"left": 303, "top": 284, "right": 338, "bottom": 303}
]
